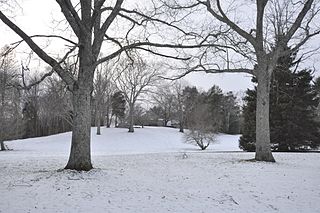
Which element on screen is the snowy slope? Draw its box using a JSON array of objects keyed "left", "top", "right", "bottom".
[
  {"left": 1, "top": 127, "right": 319, "bottom": 213},
  {"left": 4, "top": 127, "right": 241, "bottom": 157}
]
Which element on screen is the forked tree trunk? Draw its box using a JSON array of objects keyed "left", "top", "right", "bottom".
[
  {"left": 65, "top": 88, "right": 93, "bottom": 171},
  {"left": 255, "top": 67, "right": 275, "bottom": 162}
]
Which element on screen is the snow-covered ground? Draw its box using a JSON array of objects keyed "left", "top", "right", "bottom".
[
  {"left": 2, "top": 127, "right": 241, "bottom": 157},
  {"left": 0, "top": 127, "right": 319, "bottom": 213}
]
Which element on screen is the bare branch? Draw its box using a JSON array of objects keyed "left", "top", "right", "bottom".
[
  {"left": 92, "top": 0, "right": 124, "bottom": 58},
  {"left": 0, "top": 11, "right": 76, "bottom": 88},
  {"left": 201, "top": 0, "right": 257, "bottom": 47},
  {"left": 285, "top": 0, "right": 315, "bottom": 42}
]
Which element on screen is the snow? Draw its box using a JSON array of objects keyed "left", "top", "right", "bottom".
[
  {"left": 3, "top": 127, "right": 241, "bottom": 157},
  {"left": 0, "top": 127, "right": 319, "bottom": 213}
]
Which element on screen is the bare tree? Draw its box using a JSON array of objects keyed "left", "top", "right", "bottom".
[
  {"left": 0, "top": 46, "right": 20, "bottom": 151},
  {"left": 114, "top": 54, "right": 161, "bottom": 132},
  {"left": 185, "top": 103, "right": 216, "bottom": 150},
  {"left": 93, "top": 62, "right": 115, "bottom": 135},
  {"left": 152, "top": 83, "right": 176, "bottom": 126},
  {"left": 164, "top": 0, "right": 320, "bottom": 162},
  {"left": 40, "top": 76, "right": 73, "bottom": 135},
  {"left": 172, "top": 80, "right": 188, "bottom": 133}
]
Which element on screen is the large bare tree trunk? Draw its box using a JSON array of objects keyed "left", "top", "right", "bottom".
[
  {"left": 255, "top": 67, "right": 275, "bottom": 162},
  {"left": 65, "top": 88, "right": 93, "bottom": 170},
  {"left": 65, "top": 31, "right": 94, "bottom": 170}
]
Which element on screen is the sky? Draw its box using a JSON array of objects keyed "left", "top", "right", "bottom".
[{"left": 0, "top": 0, "right": 319, "bottom": 95}]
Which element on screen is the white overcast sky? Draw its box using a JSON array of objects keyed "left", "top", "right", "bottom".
[{"left": 1, "top": 0, "right": 319, "bottom": 94}]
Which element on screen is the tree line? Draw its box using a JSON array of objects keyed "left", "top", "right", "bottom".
[{"left": 0, "top": 46, "right": 241, "bottom": 149}]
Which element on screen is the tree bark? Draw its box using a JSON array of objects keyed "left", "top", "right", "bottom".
[
  {"left": 65, "top": 88, "right": 93, "bottom": 171},
  {"left": 96, "top": 106, "right": 101, "bottom": 135},
  {"left": 0, "top": 66, "right": 7, "bottom": 151},
  {"left": 255, "top": 66, "right": 275, "bottom": 162},
  {"left": 65, "top": 33, "right": 94, "bottom": 170},
  {"left": 179, "top": 121, "right": 184, "bottom": 133},
  {"left": 128, "top": 103, "right": 134, "bottom": 133},
  {"left": 0, "top": 141, "right": 5, "bottom": 151},
  {"left": 179, "top": 107, "right": 184, "bottom": 133},
  {"left": 106, "top": 105, "right": 111, "bottom": 128},
  {"left": 225, "top": 111, "right": 230, "bottom": 133},
  {"left": 115, "top": 116, "right": 118, "bottom": 128}
]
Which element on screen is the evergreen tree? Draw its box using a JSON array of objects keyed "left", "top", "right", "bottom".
[
  {"left": 111, "top": 91, "right": 126, "bottom": 127},
  {"left": 221, "top": 92, "right": 241, "bottom": 134},
  {"left": 204, "top": 85, "right": 224, "bottom": 131},
  {"left": 182, "top": 86, "right": 199, "bottom": 128},
  {"left": 239, "top": 87, "right": 257, "bottom": 151},
  {"left": 240, "top": 52, "right": 320, "bottom": 151},
  {"left": 314, "top": 77, "right": 320, "bottom": 123}
]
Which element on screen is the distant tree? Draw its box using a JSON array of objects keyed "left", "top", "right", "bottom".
[
  {"left": 111, "top": 91, "right": 126, "bottom": 127},
  {"left": 0, "top": 46, "right": 20, "bottom": 150},
  {"left": 93, "top": 63, "right": 115, "bottom": 134},
  {"left": 40, "top": 76, "right": 73, "bottom": 135},
  {"left": 133, "top": 104, "right": 146, "bottom": 128},
  {"left": 172, "top": 80, "right": 187, "bottom": 133},
  {"left": 204, "top": 85, "right": 224, "bottom": 131},
  {"left": 221, "top": 92, "right": 241, "bottom": 134},
  {"left": 182, "top": 86, "right": 199, "bottom": 129},
  {"left": 22, "top": 100, "right": 39, "bottom": 138},
  {"left": 149, "top": 106, "right": 165, "bottom": 125},
  {"left": 240, "top": 52, "right": 320, "bottom": 151},
  {"left": 151, "top": 80, "right": 187, "bottom": 131},
  {"left": 114, "top": 54, "right": 161, "bottom": 132},
  {"left": 152, "top": 84, "right": 175, "bottom": 126}
]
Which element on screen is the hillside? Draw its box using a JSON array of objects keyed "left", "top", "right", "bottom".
[
  {"left": 0, "top": 127, "right": 319, "bottom": 213},
  {"left": 4, "top": 127, "right": 241, "bottom": 156}
]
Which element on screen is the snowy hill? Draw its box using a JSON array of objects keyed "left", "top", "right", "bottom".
[
  {"left": 5, "top": 127, "right": 241, "bottom": 156},
  {"left": 1, "top": 127, "right": 319, "bottom": 213}
]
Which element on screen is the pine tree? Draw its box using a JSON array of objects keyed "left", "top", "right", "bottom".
[
  {"left": 205, "top": 85, "right": 224, "bottom": 131},
  {"left": 240, "top": 53, "right": 320, "bottom": 151},
  {"left": 239, "top": 87, "right": 257, "bottom": 151},
  {"left": 182, "top": 86, "right": 199, "bottom": 128},
  {"left": 111, "top": 91, "right": 126, "bottom": 127},
  {"left": 221, "top": 92, "right": 241, "bottom": 134},
  {"left": 314, "top": 77, "right": 320, "bottom": 123}
]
